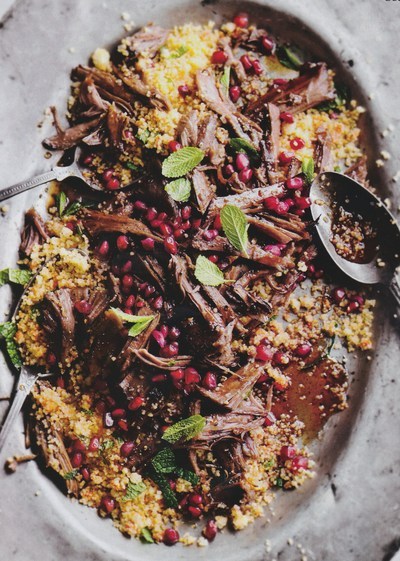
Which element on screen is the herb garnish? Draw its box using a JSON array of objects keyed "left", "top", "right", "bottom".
[
  {"left": 170, "top": 45, "right": 189, "bottom": 59},
  {"left": 302, "top": 157, "right": 315, "bottom": 184},
  {"left": 0, "top": 268, "right": 32, "bottom": 287},
  {"left": 164, "top": 178, "right": 192, "bottom": 202},
  {"left": 0, "top": 321, "right": 22, "bottom": 368},
  {"left": 110, "top": 308, "right": 155, "bottom": 337},
  {"left": 162, "top": 415, "right": 206, "bottom": 444},
  {"left": 141, "top": 528, "right": 154, "bottom": 543},
  {"left": 276, "top": 45, "right": 303, "bottom": 70},
  {"left": 194, "top": 255, "right": 232, "bottom": 287},
  {"left": 136, "top": 129, "right": 151, "bottom": 144},
  {"left": 161, "top": 147, "right": 204, "bottom": 178},
  {"left": 122, "top": 481, "right": 147, "bottom": 502},
  {"left": 220, "top": 204, "right": 249, "bottom": 256},
  {"left": 64, "top": 469, "right": 79, "bottom": 480},
  {"left": 229, "top": 137, "right": 258, "bottom": 157},
  {"left": 220, "top": 65, "right": 231, "bottom": 96}
]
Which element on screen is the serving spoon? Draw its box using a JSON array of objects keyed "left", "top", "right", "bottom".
[
  {"left": 310, "top": 172, "right": 400, "bottom": 307},
  {"left": 0, "top": 147, "right": 102, "bottom": 203}
]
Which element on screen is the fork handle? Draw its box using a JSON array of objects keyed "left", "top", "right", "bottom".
[
  {"left": 0, "top": 371, "right": 38, "bottom": 453},
  {"left": 0, "top": 170, "right": 57, "bottom": 202}
]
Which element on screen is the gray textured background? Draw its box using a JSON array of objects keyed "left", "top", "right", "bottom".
[{"left": 0, "top": 1, "right": 399, "bottom": 560}]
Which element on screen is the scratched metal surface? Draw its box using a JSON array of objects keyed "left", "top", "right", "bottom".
[{"left": 0, "top": 1, "right": 399, "bottom": 560}]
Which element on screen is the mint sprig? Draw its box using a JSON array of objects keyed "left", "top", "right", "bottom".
[
  {"left": 161, "top": 147, "right": 204, "bottom": 178},
  {"left": 229, "top": 138, "right": 258, "bottom": 156},
  {"left": 122, "top": 480, "right": 147, "bottom": 502},
  {"left": 0, "top": 321, "right": 22, "bottom": 368},
  {"left": 220, "top": 204, "right": 249, "bottom": 256},
  {"left": 110, "top": 308, "right": 155, "bottom": 337},
  {"left": 162, "top": 415, "right": 206, "bottom": 444},
  {"left": 0, "top": 268, "right": 32, "bottom": 288},
  {"left": 194, "top": 255, "right": 231, "bottom": 287},
  {"left": 165, "top": 178, "right": 192, "bottom": 202},
  {"left": 276, "top": 45, "right": 303, "bottom": 70},
  {"left": 220, "top": 65, "right": 231, "bottom": 96},
  {"left": 302, "top": 157, "right": 315, "bottom": 184}
]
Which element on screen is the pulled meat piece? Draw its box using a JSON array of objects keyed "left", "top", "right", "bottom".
[
  {"left": 195, "top": 413, "right": 264, "bottom": 442},
  {"left": 112, "top": 64, "right": 170, "bottom": 111},
  {"left": 208, "top": 182, "right": 285, "bottom": 215},
  {"left": 119, "top": 307, "right": 160, "bottom": 372},
  {"left": 43, "top": 106, "right": 102, "bottom": 150},
  {"left": 314, "top": 128, "right": 332, "bottom": 173},
  {"left": 124, "top": 25, "right": 169, "bottom": 57},
  {"left": 177, "top": 110, "right": 199, "bottom": 147},
  {"left": 20, "top": 209, "right": 49, "bottom": 256},
  {"left": 81, "top": 209, "right": 162, "bottom": 241},
  {"left": 106, "top": 104, "right": 130, "bottom": 151},
  {"left": 134, "top": 348, "right": 192, "bottom": 370},
  {"left": 191, "top": 169, "right": 216, "bottom": 214},
  {"left": 79, "top": 76, "right": 109, "bottom": 115},
  {"left": 247, "top": 215, "right": 305, "bottom": 244},
  {"left": 87, "top": 309, "right": 126, "bottom": 377},
  {"left": 345, "top": 156, "right": 369, "bottom": 188},
  {"left": 41, "top": 289, "right": 75, "bottom": 365},
  {"left": 246, "top": 63, "right": 335, "bottom": 116}
]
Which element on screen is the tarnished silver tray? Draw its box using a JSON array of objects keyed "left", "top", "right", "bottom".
[{"left": 0, "top": 1, "right": 399, "bottom": 560}]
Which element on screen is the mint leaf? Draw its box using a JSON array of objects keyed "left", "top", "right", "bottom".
[
  {"left": 148, "top": 468, "right": 178, "bottom": 508},
  {"left": 0, "top": 321, "right": 22, "bottom": 368},
  {"left": 109, "top": 308, "right": 155, "bottom": 337},
  {"left": 164, "top": 178, "right": 191, "bottom": 202},
  {"left": 194, "top": 255, "right": 230, "bottom": 287},
  {"left": 220, "top": 65, "right": 231, "bottom": 96},
  {"left": 276, "top": 45, "right": 303, "bottom": 70},
  {"left": 0, "top": 268, "right": 32, "bottom": 287},
  {"left": 136, "top": 129, "right": 151, "bottom": 144},
  {"left": 151, "top": 448, "right": 177, "bottom": 474},
  {"left": 63, "top": 201, "right": 82, "bottom": 217},
  {"left": 302, "top": 157, "right": 315, "bottom": 184},
  {"left": 220, "top": 204, "right": 249, "bottom": 256},
  {"left": 229, "top": 138, "right": 258, "bottom": 156},
  {"left": 161, "top": 147, "right": 204, "bottom": 178},
  {"left": 56, "top": 191, "right": 68, "bottom": 217},
  {"left": 175, "top": 467, "right": 199, "bottom": 485},
  {"left": 64, "top": 469, "right": 79, "bottom": 480},
  {"left": 126, "top": 161, "right": 139, "bottom": 171},
  {"left": 122, "top": 480, "right": 146, "bottom": 502},
  {"left": 162, "top": 415, "right": 206, "bottom": 444},
  {"left": 141, "top": 528, "right": 154, "bottom": 543}
]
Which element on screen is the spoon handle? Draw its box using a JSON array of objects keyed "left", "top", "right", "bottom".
[
  {"left": 0, "top": 170, "right": 57, "bottom": 202},
  {"left": 0, "top": 367, "right": 38, "bottom": 453},
  {"left": 389, "top": 272, "right": 400, "bottom": 308}
]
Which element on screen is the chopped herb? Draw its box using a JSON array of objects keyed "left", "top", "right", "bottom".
[
  {"left": 148, "top": 468, "right": 178, "bottom": 508},
  {"left": 56, "top": 191, "right": 68, "bottom": 217},
  {"left": 109, "top": 307, "right": 155, "bottom": 337},
  {"left": 334, "top": 165, "right": 342, "bottom": 173},
  {"left": 229, "top": 137, "right": 258, "bottom": 157},
  {"left": 99, "top": 439, "right": 114, "bottom": 455},
  {"left": 220, "top": 204, "right": 249, "bottom": 256},
  {"left": 302, "top": 157, "right": 315, "bottom": 184},
  {"left": 151, "top": 448, "right": 177, "bottom": 474},
  {"left": 126, "top": 161, "right": 139, "bottom": 171},
  {"left": 300, "top": 335, "right": 335, "bottom": 371},
  {"left": 194, "top": 255, "right": 232, "bottom": 287},
  {"left": 62, "top": 201, "right": 82, "bottom": 217},
  {"left": 64, "top": 469, "right": 79, "bottom": 480},
  {"left": 162, "top": 415, "right": 206, "bottom": 444},
  {"left": 275, "top": 477, "right": 284, "bottom": 488},
  {"left": 170, "top": 45, "right": 189, "bottom": 59},
  {"left": 175, "top": 467, "right": 199, "bottom": 485},
  {"left": 136, "top": 129, "right": 151, "bottom": 144},
  {"left": 276, "top": 45, "right": 303, "bottom": 70},
  {"left": 141, "top": 528, "right": 154, "bottom": 543},
  {"left": 0, "top": 321, "right": 22, "bottom": 368},
  {"left": 161, "top": 147, "right": 204, "bottom": 178},
  {"left": 264, "top": 458, "right": 276, "bottom": 470},
  {"left": 80, "top": 408, "right": 94, "bottom": 416},
  {"left": 220, "top": 65, "right": 231, "bottom": 96},
  {"left": 164, "top": 178, "right": 192, "bottom": 202},
  {"left": 318, "top": 81, "right": 350, "bottom": 112},
  {"left": 0, "top": 268, "right": 32, "bottom": 288},
  {"left": 122, "top": 480, "right": 147, "bottom": 502}
]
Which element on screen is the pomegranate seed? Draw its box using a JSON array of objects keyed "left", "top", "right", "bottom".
[
  {"left": 240, "top": 54, "right": 253, "bottom": 72},
  {"left": 72, "top": 439, "right": 86, "bottom": 453},
  {"left": 229, "top": 86, "right": 241, "bottom": 103},
  {"left": 255, "top": 344, "right": 274, "bottom": 362},
  {"left": 146, "top": 207, "right": 158, "bottom": 222},
  {"left": 122, "top": 274, "right": 134, "bottom": 289},
  {"left": 286, "top": 177, "right": 304, "bottom": 190},
  {"left": 123, "top": 308, "right": 132, "bottom": 315},
  {"left": 261, "top": 36, "right": 275, "bottom": 54},
  {"left": 71, "top": 452, "right": 83, "bottom": 468},
  {"left": 163, "top": 528, "right": 180, "bottom": 546},
  {"left": 160, "top": 342, "right": 179, "bottom": 358},
  {"left": 252, "top": 58, "right": 263, "bottom": 75},
  {"left": 290, "top": 456, "right": 309, "bottom": 472},
  {"left": 264, "top": 412, "right": 276, "bottom": 426},
  {"left": 116, "top": 235, "right": 129, "bottom": 251},
  {"left": 100, "top": 494, "right": 115, "bottom": 514},
  {"left": 168, "top": 140, "right": 181, "bottom": 152},
  {"left": 276, "top": 200, "right": 290, "bottom": 215},
  {"left": 141, "top": 237, "right": 155, "bottom": 251},
  {"left": 239, "top": 169, "right": 253, "bottom": 183},
  {"left": 111, "top": 408, "right": 125, "bottom": 420},
  {"left": 213, "top": 214, "right": 222, "bottom": 230},
  {"left": 184, "top": 367, "right": 201, "bottom": 385},
  {"left": 189, "top": 493, "right": 203, "bottom": 506},
  {"left": 202, "top": 371, "right": 217, "bottom": 390},
  {"left": 144, "top": 284, "right": 156, "bottom": 298},
  {"left": 208, "top": 254, "right": 219, "bottom": 264},
  {"left": 280, "top": 445, "right": 296, "bottom": 461},
  {"left": 81, "top": 467, "right": 90, "bottom": 482},
  {"left": 102, "top": 169, "right": 114, "bottom": 182},
  {"left": 352, "top": 295, "right": 364, "bottom": 306},
  {"left": 171, "top": 368, "right": 185, "bottom": 382},
  {"left": 274, "top": 78, "right": 288, "bottom": 87},
  {"left": 158, "top": 212, "right": 168, "bottom": 222},
  {"left": 136, "top": 299, "right": 145, "bottom": 308},
  {"left": 125, "top": 295, "right": 136, "bottom": 309},
  {"left": 121, "top": 260, "right": 133, "bottom": 274},
  {"left": 273, "top": 351, "right": 289, "bottom": 365},
  {"left": 192, "top": 218, "right": 202, "bottom": 229},
  {"left": 56, "top": 376, "right": 64, "bottom": 388},
  {"left": 120, "top": 441, "right": 135, "bottom": 458},
  {"left": 203, "top": 520, "right": 218, "bottom": 541},
  {"left": 169, "top": 479, "right": 177, "bottom": 491},
  {"left": 106, "top": 395, "right": 116, "bottom": 408},
  {"left": 347, "top": 300, "right": 361, "bottom": 313},
  {"left": 134, "top": 200, "right": 148, "bottom": 211},
  {"left": 164, "top": 236, "right": 178, "bottom": 255},
  {"left": 168, "top": 326, "right": 181, "bottom": 341},
  {"left": 47, "top": 352, "right": 57, "bottom": 366},
  {"left": 211, "top": 50, "right": 228, "bottom": 65},
  {"left": 160, "top": 222, "right": 173, "bottom": 236},
  {"left": 128, "top": 396, "right": 145, "bottom": 411},
  {"left": 159, "top": 325, "right": 169, "bottom": 338},
  {"left": 188, "top": 506, "right": 202, "bottom": 518},
  {"left": 97, "top": 240, "right": 109, "bottom": 257},
  {"left": 88, "top": 437, "right": 100, "bottom": 452},
  {"left": 295, "top": 343, "right": 312, "bottom": 357},
  {"left": 331, "top": 287, "right": 346, "bottom": 304},
  {"left": 152, "top": 330, "right": 166, "bottom": 348},
  {"left": 65, "top": 221, "right": 75, "bottom": 232},
  {"left": 153, "top": 296, "right": 164, "bottom": 310},
  {"left": 82, "top": 154, "right": 94, "bottom": 166},
  {"left": 235, "top": 153, "right": 250, "bottom": 171},
  {"left": 173, "top": 228, "right": 185, "bottom": 240},
  {"left": 181, "top": 220, "right": 191, "bottom": 231},
  {"left": 181, "top": 205, "right": 192, "bottom": 220},
  {"left": 203, "top": 229, "right": 218, "bottom": 241},
  {"left": 178, "top": 84, "right": 190, "bottom": 97},
  {"left": 290, "top": 137, "right": 305, "bottom": 150},
  {"left": 263, "top": 196, "right": 280, "bottom": 212},
  {"left": 279, "top": 151, "right": 295, "bottom": 164},
  {"left": 279, "top": 111, "right": 294, "bottom": 123},
  {"left": 123, "top": 129, "right": 133, "bottom": 140},
  {"left": 233, "top": 11, "right": 249, "bottom": 28},
  {"left": 74, "top": 300, "right": 91, "bottom": 315},
  {"left": 257, "top": 373, "right": 269, "bottom": 384},
  {"left": 106, "top": 178, "right": 120, "bottom": 190},
  {"left": 264, "top": 244, "right": 282, "bottom": 256},
  {"left": 118, "top": 419, "right": 129, "bottom": 431},
  {"left": 295, "top": 196, "right": 311, "bottom": 210}
]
